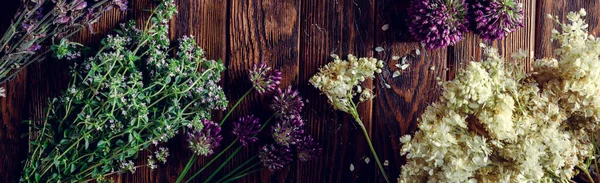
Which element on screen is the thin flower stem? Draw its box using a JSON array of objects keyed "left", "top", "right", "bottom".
[
  {"left": 222, "top": 169, "right": 263, "bottom": 183},
  {"left": 214, "top": 156, "right": 259, "bottom": 183},
  {"left": 184, "top": 138, "right": 238, "bottom": 182},
  {"left": 219, "top": 88, "right": 253, "bottom": 126},
  {"left": 350, "top": 108, "right": 390, "bottom": 183},
  {"left": 175, "top": 155, "right": 197, "bottom": 183},
  {"left": 82, "top": 164, "right": 147, "bottom": 182},
  {"left": 199, "top": 147, "right": 243, "bottom": 183},
  {"left": 577, "top": 165, "right": 595, "bottom": 183}
]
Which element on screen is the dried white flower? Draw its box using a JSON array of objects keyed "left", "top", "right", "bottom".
[
  {"left": 350, "top": 163, "right": 355, "bottom": 171},
  {"left": 384, "top": 160, "right": 389, "bottom": 166},
  {"left": 0, "top": 87, "right": 5, "bottom": 97},
  {"left": 399, "top": 10, "right": 600, "bottom": 183},
  {"left": 375, "top": 47, "right": 384, "bottom": 52},
  {"left": 392, "top": 56, "right": 400, "bottom": 60},
  {"left": 365, "top": 157, "right": 370, "bottom": 164},
  {"left": 392, "top": 71, "right": 401, "bottom": 78},
  {"left": 382, "top": 24, "right": 389, "bottom": 31},
  {"left": 415, "top": 49, "right": 420, "bottom": 55}
]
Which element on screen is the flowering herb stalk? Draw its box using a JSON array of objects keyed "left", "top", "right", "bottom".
[
  {"left": 0, "top": 0, "right": 128, "bottom": 94},
  {"left": 310, "top": 54, "right": 389, "bottom": 183},
  {"left": 20, "top": 1, "right": 228, "bottom": 182},
  {"left": 399, "top": 9, "right": 600, "bottom": 182}
]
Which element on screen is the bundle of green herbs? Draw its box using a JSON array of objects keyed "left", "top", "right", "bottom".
[{"left": 20, "top": 1, "right": 228, "bottom": 182}]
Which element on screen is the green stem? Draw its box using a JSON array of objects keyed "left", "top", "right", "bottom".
[
  {"left": 199, "top": 147, "right": 243, "bottom": 183},
  {"left": 219, "top": 88, "right": 253, "bottom": 126},
  {"left": 214, "top": 156, "right": 258, "bottom": 183},
  {"left": 222, "top": 169, "right": 263, "bottom": 183},
  {"left": 350, "top": 109, "right": 390, "bottom": 183},
  {"left": 577, "top": 165, "right": 595, "bottom": 183},
  {"left": 175, "top": 155, "right": 197, "bottom": 183},
  {"left": 185, "top": 139, "right": 238, "bottom": 182}
]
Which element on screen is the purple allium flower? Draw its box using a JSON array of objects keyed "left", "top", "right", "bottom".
[
  {"left": 249, "top": 63, "right": 282, "bottom": 94},
  {"left": 471, "top": 0, "right": 524, "bottom": 41},
  {"left": 408, "top": 0, "right": 468, "bottom": 50},
  {"left": 296, "top": 135, "right": 322, "bottom": 162},
  {"left": 112, "top": 0, "right": 128, "bottom": 11},
  {"left": 186, "top": 120, "right": 223, "bottom": 156},
  {"left": 270, "top": 86, "right": 304, "bottom": 116},
  {"left": 232, "top": 115, "right": 261, "bottom": 147},
  {"left": 259, "top": 144, "right": 293, "bottom": 171},
  {"left": 272, "top": 114, "right": 304, "bottom": 146}
]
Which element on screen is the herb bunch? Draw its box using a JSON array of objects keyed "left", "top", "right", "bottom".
[
  {"left": 0, "top": 0, "right": 128, "bottom": 93},
  {"left": 399, "top": 9, "right": 600, "bottom": 182},
  {"left": 20, "top": 1, "right": 227, "bottom": 182}
]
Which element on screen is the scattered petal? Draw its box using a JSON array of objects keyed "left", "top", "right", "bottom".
[
  {"left": 364, "top": 157, "right": 370, "bottom": 164},
  {"left": 384, "top": 160, "right": 389, "bottom": 166},
  {"left": 382, "top": 24, "right": 389, "bottom": 31},
  {"left": 430, "top": 66, "right": 435, "bottom": 70},
  {"left": 401, "top": 64, "right": 410, "bottom": 70},
  {"left": 392, "top": 71, "right": 401, "bottom": 78},
  {"left": 392, "top": 56, "right": 400, "bottom": 60},
  {"left": 415, "top": 49, "right": 420, "bottom": 55},
  {"left": 385, "top": 84, "right": 391, "bottom": 89},
  {"left": 350, "top": 163, "right": 355, "bottom": 171},
  {"left": 375, "top": 47, "right": 384, "bottom": 52}
]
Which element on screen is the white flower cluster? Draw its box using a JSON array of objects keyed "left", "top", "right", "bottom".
[
  {"left": 309, "top": 54, "right": 383, "bottom": 113},
  {"left": 399, "top": 9, "right": 599, "bottom": 183}
]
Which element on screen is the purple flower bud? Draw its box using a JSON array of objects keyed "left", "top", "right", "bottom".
[
  {"left": 407, "top": 0, "right": 468, "bottom": 50},
  {"left": 259, "top": 144, "right": 293, "bottom": 171},
  {"left": 73, "top": 0, "right": 88, "bottom": 11},
  {"left": 272, "top": 114, "right": 304, "bottom": 146},
  {"left": 112, "top": 0, "right": 128, "bottom": 11},
  {"left": 296, "top": 135, "right": 322, "bottom": 162},
  {"left": 232, "top": 115, "right": 261, "bottom": 147},
  {"left": 186, "top": 120, "right": 223, "bottom": 156},
  {"left": 28, "top": 44, "right": 41, "bottom": 52},
  {"left": 470, "top": 0, "right": 524, "bottom": 41},
  {"left": 270, "top": 86, "right": 304, "bottom": 117},
  {"left": 55, "top": 14, "right": 70, "bottom": 24},
  {"left": 249, "top": 63, "right": 282, "bottom": 94}
]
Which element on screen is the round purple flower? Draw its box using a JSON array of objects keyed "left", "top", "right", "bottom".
[
  {"left": 408, "top": 0, "right": 468, "bottom": 50},
  {"left": 232, "top": 115, "right": 261, "bottom": 147},
  {"left": 186, "top": 120, "right": 223, "bottom": 156},
  {"left": 296, "top": 135, "right": 322, "bottom": 162},
  {"left": 270, "top": 86, "right": 304, "bottom": 116},
  {"left": 259, "top": 144, "right": 293, "bottom": 171},
  {"left": 471, "top": 0, "right": 524, "bottom": 41},
  {"left": 249, "top": 63, "right": 282, "bottom": 94},
  {"left": 272, "top": 114, "right": 304, "bottom": 146}
]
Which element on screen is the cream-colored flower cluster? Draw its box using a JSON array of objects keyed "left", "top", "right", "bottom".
[
  {"left": 399, "top": 9, "right": 599, "bottom": 183},
  {"left": 309, "top": 54, "right": 383, "bottom": 113}
]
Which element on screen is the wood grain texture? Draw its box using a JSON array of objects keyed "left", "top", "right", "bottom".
[{"left": 1, "top": 0, "right": 600, "bottom": 182}]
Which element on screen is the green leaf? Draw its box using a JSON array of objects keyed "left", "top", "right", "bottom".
[{"left": 70, "top": 164, "right": 76, "bottom": 173}]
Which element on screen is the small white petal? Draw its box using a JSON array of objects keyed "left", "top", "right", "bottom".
[
  {"left": 350, "top": 163, "right": 355, "bottom": 171},
  {"left": 401, "top": 56, "right": 407, "bottom": 64},
  {"left": 384, "top": 160, "right": 389, "bottom": 166},
  {"left": 401, "top": 64, "right": 410, "bottom": 70},
  {"left": 392, "top": 71, "right": 401, "bottom": 78},
  {"left": 382, "top": 24, "right": 389, "bottom": 31},
  {"left": 479, "top": 43, "right": 486, "bottom": 48},
  {"left": 385, "top": 84, "right": 391, "bottom": 88},
  {"left": 375, "top": 47, "right": 384, "bottom": 52},
  {"left": 415, "top": 49, "right": 420, "bottom": 55},
  {"left": 395, "top": 64, "right": 402, "bottom": 68},
  {"left": 430, "top": 66, "right": 435, "bottom": 70},
  {"left": 365, "top": 157, "right": 370, "bottom": 164},
  {"left": 392, "top": 56, "right": 400, "bottom": 60}
]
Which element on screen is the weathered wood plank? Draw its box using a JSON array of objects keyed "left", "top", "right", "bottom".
[
  {"left": 298, "top": 0, "right": 377, "bottom": 182},
  {"left": 227, "top": 0, "right": 300, "bottom": 182},
  {"left": 374, "top": 1, "right": 448, "bottom": 182}
]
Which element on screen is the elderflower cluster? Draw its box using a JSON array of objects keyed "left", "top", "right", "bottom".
[
  {"left": 399, "top": 9, "right": 599, "bottom": 183},
  {"left": 309, "top": 54, "right": 383, "bottom": 113}
]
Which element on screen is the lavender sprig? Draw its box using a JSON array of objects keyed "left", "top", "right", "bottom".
[{"left": 0, "top": 0, "right": 127, "bottom": 93}]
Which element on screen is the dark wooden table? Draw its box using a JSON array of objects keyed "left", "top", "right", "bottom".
[{"left": 1, "top": 0, "right": 599, "bottom": 182}]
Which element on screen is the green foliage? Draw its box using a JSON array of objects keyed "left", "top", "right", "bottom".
[{"left": 20, "top": 1, "right": 227, "bottom": 182}]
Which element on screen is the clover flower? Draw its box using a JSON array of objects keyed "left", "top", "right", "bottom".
[
  {"left": 310, "top": 54, "right": 383, "bottom": 113},
  {"left": 271, "top": 86, "right": 304, "bottom": 116},
  {"left": 232, "top": 115, "right": 261, "bottom": 147},
  {"left": 296, "top": 135, "right": 322, "bottom": 162},
  {"left": 249, "top": 63, "right": 282, "bottom": 94},
  {"left": 408, "top": 0, "right": 468, "bottom": 49},
  {"left": 399, "top": 10, "right": 600, "bottom": 182},
  {"left": 471, "top": 0, "right": 525, "bottom": 40},
  {"left": 272, "top": 114, "right": 304, "bottom": 146},
  {"left": 187, "top": 120, "right": 223, "bottom": 156},
  {"left": 259, "top": 144, "right": 293, "bottom": 171}
]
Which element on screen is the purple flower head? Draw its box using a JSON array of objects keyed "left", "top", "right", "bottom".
[
  {"left": 272, "top": 114, "right": 304, "bottom": 146},
  {"left": 28, "top": 44, "right": 41, "bottom": 52},
  {"left": 407, "top": 0, "right": 468, "bottom": 50},
  {"left": 232, "top": 115, "right": 261, "bottom": 147},
  {"left": 186, "top": 120, "right": 223, "bottom": 156},
  {"left": 271, "top": 86, "right": 304, "bottom": 117},
  {"left": 112, "top": 0, "right": 128, "bottom": 11},
  {"left": 471, "top": 0, "right": 524, "bottom": 41},
  {"left": 72, "top": 0, "right": 88, "bottom": 11},
  {"left": 296, "top": 135, "right": 322, "bottom": 162},
  {"left": 259, "top": 144, "right": 293, "bottom": 172},
  {"left": 249, "top": 63, "right": 282, "bottom": 94},
  {"left": 55, "top": 14, "right": 71, "bottom": 24}
]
